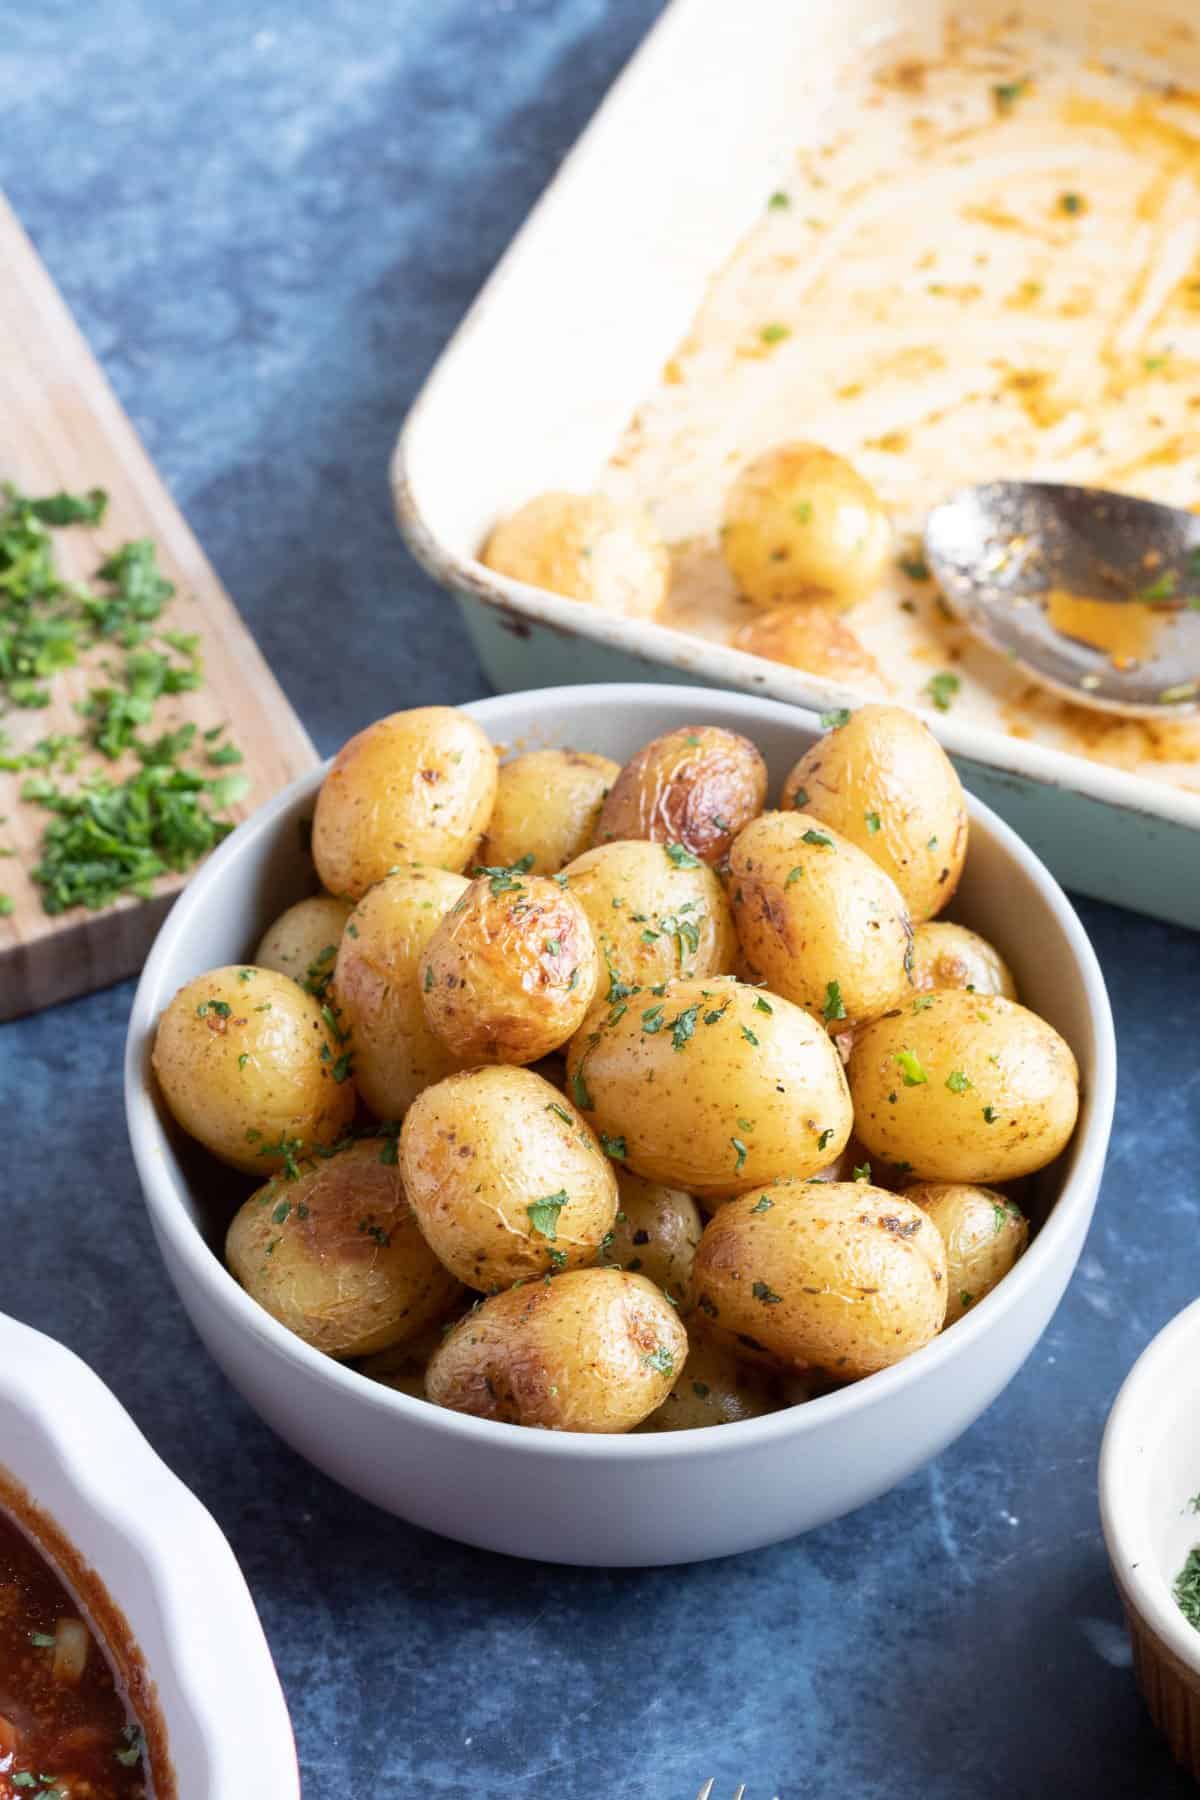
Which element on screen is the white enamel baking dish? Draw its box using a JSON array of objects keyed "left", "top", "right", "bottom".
[
  {"left": 0, "top": 1313, "right": 299, "bottom": 1798},
  {"left": 393, "top": 0, "right": 1200, "bottom": 929}
]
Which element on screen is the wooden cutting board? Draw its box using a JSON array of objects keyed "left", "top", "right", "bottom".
[{"left": 0, "top": 194, "right": 318, "bottom": 1022}]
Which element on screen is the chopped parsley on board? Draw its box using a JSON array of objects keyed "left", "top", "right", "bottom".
[{"left": 0, "top": 485, "right": 245, "bottom": 915}]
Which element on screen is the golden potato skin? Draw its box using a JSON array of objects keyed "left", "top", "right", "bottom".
[
  {"left": 911, "top": 922, "right": 1017, "bottom": 1000},
  {"left": 781, "top": 704, "right": 968, "bottom": 922},
  {"left": 480, "top": 491, "right": 670, "bottom": 622},
  {"left": 638, "top": 1331, "right": 783, "bottom": 1431},
  {"left": 847, "top": 991, "right": 1080, "bottom": 1183},
  {"left": 733, "top": 602, "right": 888, "bottom": 692},
  {"left": 908, "top": 1182, "right": 1028, "bottom": 1324},
  {"left": 399, "top": 1066, "right": 618, "bottom": 1289},
  {"left": 566, "top": 975, "right": 853, "bottom": 1200},
  {"left": 729, "top": 811, "right": 913, "bottom": 1029},
  {"left": 421, "top": 874, "right": 599, "bottom": 1065},
  {"left": 332, "top": 866, "right": 470, "bottom": 1120},
  {"left": 152, "top": 966, "right": 355, "bottom": 1175},
  {"left": 721, "top": 442, "right": 892, "bottom": 610},
  {"left": 425, "top": 1268, "right": 687, "bottom": 1432},
  {"left": 226, "top": 1140, "right": 462, "bottom": 1359},
  {"left": 312, "top": 706, "right": 498, "bottom": 898},
  {"left": 477, "top": 749, "right": 620, "bottom": 874},
  {"left": 603, "top": 1169, "right": 703, "bottom": 1299},
  {"left": 691, "top": 1180, "right": 947, "bottom": 1378},
  {"left": 562, "top": 840, "right": 737, "bottom": 999},
  {"left": 593, "top": 726, "right": 767, "bottom": 866},
  {"left": 254, "top": 895, "right": 353, "bottom": 994}
]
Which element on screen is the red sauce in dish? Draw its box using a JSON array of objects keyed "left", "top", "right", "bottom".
[{"left": 0, "top": 1509, "right": 148, "bottom": 1799}]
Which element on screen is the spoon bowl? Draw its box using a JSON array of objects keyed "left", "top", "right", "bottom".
[{"left": 924, "top": 481, "right": 1200, "bottom": 717}]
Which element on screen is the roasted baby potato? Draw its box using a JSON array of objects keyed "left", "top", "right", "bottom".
[
  {"left": 562, "top": 839, "right": 737, "bottom": 999},
  {"left": 602, "top": 1169, "right": 704, "bottom": 1299},
  {"left": 691, "top": 1180, "right": 947, "bottom": 1378},
  {"left": 910, "top": 921, "right": 1017, "bottom": 1000},
  {"left": 226, "top": 1140, "right": 462, "bottom": 1359},
  {"left": 728, "top": 810, "right": 912, "bottom": 1029},
  {"left": 721, "top": 442, "right": 892, "bottom": 610},
  {"left": 638, "top": 1331, "right": 783, "bottom": 1431},
  {"left": 312, "top": 705, "right": 498, "bottom": 898},
  {"left": 399, "top": 1065, "right": 618, "bottom": 1289},
  {"left": 477, "top": 748, "right": 620, "bottom": 873},
  {"left": 566, "top": 974, "right": 853, "bottom": 1200},
  {"left": 152, "top": 966, "right": 355, "bottom": 1175},
  {"left": 906, "top": 1181, "right": 1029, "bottom": 1324},
  {"left": 421, "top": 872, "right": 599, "bottom": 1064},
  {"left": 593, "top": 725, "right": 767, "bottom": 866},
  {"left": 254, "top": 894, "right": 353, "bottom": 995},
  {"left": 333, "top": 865, "right": 470, "bottom": 1119},
  {"left": 480, "top": 491, "right": 671, "bottom": 621},
  {"left": 425, "top": 1267, "right": 687, "bottom": 1431},
  {"left": 733, "top": 602, "right": 888, "bottom": 691},
  {"left": 847, "top": 991, "right": 1080, "bottom": 1182},
  {"left": 781, "top": 704, "right": 968, "bottom": 922}
]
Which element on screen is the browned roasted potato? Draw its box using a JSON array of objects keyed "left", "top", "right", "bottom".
[
  {"left": 733, "top": 603, "right": 888, "bottom": 691},
  {"left": 399, "top": 1065, "right": 618, "bottom": 1289},
  {"left": 691, "top": 1180, "right": 947, "bottom": 1377},
  {"left": 312, "top": 705, "right": 498, "bottom": 898},
  {"left": 638, "top": 1331, "right": 784, "bottom": 1431},
  {"left": 781, "top": 704, "right": 968, "bottom": 922},
  {"left": 477, "top": 748, "right": 620, "bottom": 873},
  {"left": 721, "top": 442, "right": 892, "bottom": 609},
  {"left": 910, "top": 922, "right": 1017, "bottom": 1000},
  {"left": 421, "top": 872, "right": 599, "bottom": 1064},
  {"left": 593, "top": 725, "right": 768, "bottom": 865},
  {"left": 152, "top": 966, "right": 356, "bottom": 1174},
  {"left": 226, "top": 1140, "right": 462, "bottom": 1359},
  {"left": 601, "top": 1169, "right": 704, "bottom": 1299},
  {"left": 254, "top": 895, "right": 354, "bottom": 995},
  {"left": 907, "top": 1182, "right": 1029, "bottom": 1323},
  {"left": 480, "top": 492, "right": 670, "bottom": 621},
  {"left": 562, "top": 840, "right": 737, "bottom": 1000},
  {"left": 425, "top": 1267, "right": 687, "bottom": 1431}
]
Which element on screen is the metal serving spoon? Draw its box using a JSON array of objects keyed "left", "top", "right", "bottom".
[{"left": 924, "top": 481, "right": 1200, "bottom": 717}]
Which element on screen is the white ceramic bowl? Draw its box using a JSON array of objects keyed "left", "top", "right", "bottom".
[
  {"left": 1101, "top": 1299, "right": 1200, "bottom": 1775},
  {"left": 0, "top": 1312, "right": 298, "bottom": 1796},
  {"left": 125, "top": 684, "right": 1116, "bottom": 1566}
]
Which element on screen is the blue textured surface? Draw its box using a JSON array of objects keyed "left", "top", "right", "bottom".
[{"left": 4, "top": 3, "right": 1200, "bottom": 1795}]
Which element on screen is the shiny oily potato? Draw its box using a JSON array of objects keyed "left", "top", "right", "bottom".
[
  {"left": 733, "top": 602, "right": 888, "bottom": 693},
  {"left": 152, "top": 966, "right": 355, "bottom": 1175},
  {"left": 638, "top": 1330, "right": 783, "bottom": 1431},
  {"left": 425, "top": 1267, "right": 687, "bottom": 1432},
  {"left": 421, "top": 872, "right": 599, "bottom": 1064},
  {"left": 593, "top": 725, "right": 767, "bottom": 866},
  {"left": 691, "top": 1180, "right": 947, "bottom": 1378},
  {"left": 226, "top": 1140, "right": 462, "bottom": 1360},
  {"left": 728, "top": 811, "right": 913, "bottom": 1030},
  {"left": 781, "top": 704, "right": 968, "bottom": 922},
  {"left": 333, "top": 866, "right": 469, "bottom": 1119},
  {"left": 907, "top": 1182, "right": 1029, "bottom": 1325},
  {"left": 480, "top": 491, "right": 670, "bottom": 622},
  {"left": 566, "top": 975, "right": 853, "bottom": 1200},
  {"left": 399, "top": 1066, "right": 618, "bottom": 1289},
  {"left": 312, "top": 706, "right": 497, "bottom": 898},
  {"left": 721, "top": 442, "right": 892, "bottom": 611},
  {"left": 911, "top": 921, "right": 1017, "bottom": 1000},
  {"left": 848, "top": 990, "right": 1080, "bottom": 1183},
  {"left": 602, "top": 1169, "right": 704, "bottom": 1299},
  {"left": 358, "top": 1303, "right": 474, "bottom": 1398},
  {"left": 254, "top": 894, "right": 353, "bottom": 995},
  {"left": 477, "top": 748, "right": 620, "bottom": 873},
  {"left": 562, "top": 839, "right": 737, "bottom": 1001}
]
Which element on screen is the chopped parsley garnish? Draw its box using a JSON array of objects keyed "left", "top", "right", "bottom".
[
  {"left": 731, "top": 1136, "right": 748, "bottom": 1173},
  {"left": 570, "top": 1064, "right": 593, "bottom": 1111},
  {"left": 896, "top": 1049, "right": 928, "bottom": 1086},
  {"left": 1139, "top": 571, "right": 1177, "bottom": 602},
  {"left": 670, "top": 1003, "right": 699, "bottom": 1051},
  {"left": 790, "top": 785, "right": 810, "bottom": 808},
  {"left": 793, "top": 500, "right": 813, "bottom": 524},
  {"left": 1058, "top": 191, "right": 1085, "bottom": 215},
  {"left": 642, "top": 1345, "right": 675, "bottom": 1375},
  {"left": 760, "top": 322, "right": 790, "bottom": 344},
  {"left": 547, "top": 1102, "right": 572, "bottom": 1126},
  {"left": 912, "top": 995, "right": 935, "bottom": 1012},
  {"left": 899, "top": 553, "right": 930, "bottom": 581},
  {"left": 865, "top": 810, "right": 881, "bottom": 833},
  {"left": 960, "top": 1290, "right": 975, "bottom": 1310},
  {"left": 28, "top": 1631, "right": 56, "bottom": 1648},
  {"left": 599, "top": 1132, "right": 627, "bottom": 1160},
  {"left": 740, "top": 1025, "right": 759, "bottom": 1046},
  {"left": 750, "top": 1194, "right": 773, "bottom": 1213},
  {"left": 751, "top": 1280, "right": 782, "bottom": 1305},
  {"left": 116, "top": 1722, "right": 145, "bottom": 1767},
  {"left": 820, "top": 708, "right": 851, "bottom": 730},
  {"left": 785, "top": 865, "right": 803, "bottom": 886},
  {"left": 527, "top": 1190, "right": 569, "bottom": 1240},
  {"left": 853, "top": 1162, "right": 871, "bottom": 1182},
  {"left": 801, "top": 828, "right": 833, "bottom": 849},
  {"left": 945, "top": 1069, "right": 972, "bottom": 1093},
  {"left": 754, "top": 995, "right": 773, "bottom": 1013},
  {"left": 823, "top": 979, "right": 846, "bottom": 1022},
  {"left": 473, "top": 852, "right": 534, "bottom": 895},
  {"left": 992, "top": 1201, "right": 1011, "bottom": 1234},
  {"left": 767, "top": 190, "right": 791, "bottom": 210},
  {"left": 271, "top": 1199, "right": 292, "bottom": 1225},
  {"left": 982, "top": 1105, "right": 998, "bottom": 1123},
  {"left": 664, "top": 841, "right": 701, "bottom": 869},
  {"left": 992, "top": 78, "right": 1029, "bottom": 113},
  {"left": 1176, "top": 1547, "right": 1200, "bottom": 1631},
  {"left": 925, "top": 670, "right": 961, "bottom": 712}
]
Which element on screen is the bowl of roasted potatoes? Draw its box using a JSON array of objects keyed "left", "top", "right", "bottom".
[{"left": 126, "top": 684, "right": 1115, "bottom": 1565}]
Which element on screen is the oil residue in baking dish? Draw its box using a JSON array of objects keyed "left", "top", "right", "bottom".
[{"left": 605, "top": 13, "right": 1200, "bottom": 792}]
